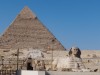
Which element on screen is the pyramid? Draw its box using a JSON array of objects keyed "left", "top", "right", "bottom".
[{"left": 0, "top": 7, "right": 66, "bottom": 51}]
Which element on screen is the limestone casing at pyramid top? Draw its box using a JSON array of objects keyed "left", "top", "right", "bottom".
[{"left": 19, "top": 6, "right": 37, "bottom": 19}]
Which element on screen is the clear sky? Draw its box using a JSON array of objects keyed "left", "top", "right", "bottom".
[{"left": 0, "top": 0, "right": 100, "bottom": 50}]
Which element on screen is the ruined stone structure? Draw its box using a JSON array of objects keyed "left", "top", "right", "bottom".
[{"left": 0, "top": 7, "right": 65, "bottom": 51}]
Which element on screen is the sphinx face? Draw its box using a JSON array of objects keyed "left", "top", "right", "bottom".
[{"left": 71, "top": 47, "right": 79, "bottom": 56}]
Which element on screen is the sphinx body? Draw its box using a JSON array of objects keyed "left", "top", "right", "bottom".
[{"left": 52, "top": 57, "right": 85, "bottom": 71}]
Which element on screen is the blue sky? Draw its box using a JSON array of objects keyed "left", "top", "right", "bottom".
[{"left": 0, "top": 0, "right": 100, "bottom": 50}]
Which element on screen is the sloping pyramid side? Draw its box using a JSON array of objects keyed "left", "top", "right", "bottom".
[{"left": 0, "top": 7, "right": 66, "bottom": 51}]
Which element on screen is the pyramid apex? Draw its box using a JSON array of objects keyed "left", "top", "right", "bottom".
[
  {"left": 19, "top": 6, "right": 36, "bottom": 19},
  {"left": 23, "top": 6, "right": 31, "bottom": 10}
]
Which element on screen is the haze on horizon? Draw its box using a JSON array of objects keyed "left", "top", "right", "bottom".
[{"left": 0, "top": 0, "right": 100, "bottom": 50}]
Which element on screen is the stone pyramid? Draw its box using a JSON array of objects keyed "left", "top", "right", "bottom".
[{"left": 0, "top": 7, "right": 66, "bottom": 51}]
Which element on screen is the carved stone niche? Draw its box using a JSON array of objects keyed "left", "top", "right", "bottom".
[{"left": 26, "top": 57, "right": 33, "bottom": 70}]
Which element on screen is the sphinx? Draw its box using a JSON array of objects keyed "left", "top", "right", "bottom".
[{"left": 52, "top": 47, "right": 90, "bottom": 72}]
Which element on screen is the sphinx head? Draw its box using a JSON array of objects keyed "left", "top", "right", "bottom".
[{"left": 69, "top": 47, "right": 81, "bottom": 58}]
